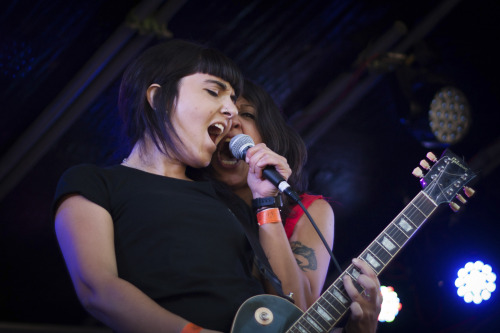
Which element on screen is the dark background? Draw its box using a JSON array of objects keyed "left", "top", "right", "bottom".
[{"left": 1, "top": 0, "right": 499, "bottom": 332}]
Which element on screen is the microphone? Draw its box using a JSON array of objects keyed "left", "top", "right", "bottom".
[{"left": 229, "top": 134, "right": 300, "bottom": 202}]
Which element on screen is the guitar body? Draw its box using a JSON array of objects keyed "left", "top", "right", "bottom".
[{"left": 231, "top": 295, "right": 303, "bottom": 333}]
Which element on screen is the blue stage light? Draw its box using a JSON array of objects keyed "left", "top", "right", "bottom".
[{"left": 455, "top": 261, "right": 496, "bottom": 304}]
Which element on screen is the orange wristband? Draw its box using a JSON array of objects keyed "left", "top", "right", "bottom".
[
  {"left": 181, "top": 323, "right": 202, "bottom": 333},
  {"left": 256, "top": 207, "right": 282, "bottom": 226}
]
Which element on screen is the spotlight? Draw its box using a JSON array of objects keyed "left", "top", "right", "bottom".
[
  {"left": 393, "top": 69, "right": 471, "bottom": 148},
  {"left": 379, "top": 285, "right": 402, "bottom": 323},
  {"left": 428, "top": 86, "right": 471, "bottom": 145},
  {"left": 385, "top": 42, "right": 472, "bottom": 148},
  {"left": 455, "top": 260, "right": 496, "bottom": 305}
]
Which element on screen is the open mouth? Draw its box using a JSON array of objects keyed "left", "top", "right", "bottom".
[
  {"left": 216, "top": 137, "right": 238, "bottom": 167},
  {"left": 207, "top": 123, "right": 225, "bottom": 144}
]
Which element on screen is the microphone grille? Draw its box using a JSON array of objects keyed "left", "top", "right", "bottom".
[{"left": 229, "top": 134, "right": 254, "bottom": 160}]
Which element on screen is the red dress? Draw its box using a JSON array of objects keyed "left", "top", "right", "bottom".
[{"left": 284, "top": 193, "right": 324, "bottom": 239}]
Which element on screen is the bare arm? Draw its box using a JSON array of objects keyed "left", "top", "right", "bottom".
[
  {"left": 55, "top": 195, "right": 220, "bottom": 333},
  {"left": 245, "top": 144, "right": 333, "bottom": 310},
  {"left": 259, "top": 198, "right": 334, "bottom": 311}
]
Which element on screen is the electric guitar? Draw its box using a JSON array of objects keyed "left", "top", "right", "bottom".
[{"left": 231, "top": 149, "right": 476, "bottom": 333}]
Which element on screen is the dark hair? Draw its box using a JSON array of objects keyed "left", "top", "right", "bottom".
[
  {"left": 118, "top": 39, "right": 243, "bottom": 157},
  {"left": 242, "top": 79, "right": 308, "bottom": 192},
  {"left": 241, "top": 79, "right": 309, "bottom": 216}
]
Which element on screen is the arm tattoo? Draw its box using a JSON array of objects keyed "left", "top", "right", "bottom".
[{"left": 290, "top": 241, "right": 317, "bottom": 272}]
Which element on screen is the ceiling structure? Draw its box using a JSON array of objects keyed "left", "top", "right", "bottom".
[{"left": 1, "top": 0, "right": 499, "bottom": 332}]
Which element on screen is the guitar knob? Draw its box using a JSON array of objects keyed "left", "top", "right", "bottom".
[
  {"left": 449, "top": 202, "right": 460, "bottom": 212},
  {"left": 456, "top": 194, "right": 467, "bottom": 204},
  {"left": 412, "top": 167, "right": 423, "bottom": 178},
  {"left": 420, "top": 159, "right": 430, "bottom": 170},
  {"left": 464, "top": 186, "right": 475, "bottom": 198},
  {"left": 426, "top": 152, "right": 437, "bottom": 162},
  {"left": 254, "top": 307, "right": 274, "bottom": 325}
]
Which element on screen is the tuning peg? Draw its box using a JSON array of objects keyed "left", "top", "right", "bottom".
[
  {"left": 456, "top": 194, "right": 467, "bottom": 204},
  {"left": 464, "top": 186, "right": 475, "bottom": 198},
  {"left": 449, "top": 202, "right": 460, "bottom": 212},
  {"left": 412, "top": 167, "right": 423, "bottom": 178},
  {"left": 426, "top": 152, "right": 437, "bottom": 162},
  {"left": 420, "top": 159, "right": 431, "bottom": 170}
]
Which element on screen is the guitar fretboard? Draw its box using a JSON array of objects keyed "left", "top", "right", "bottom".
[{"left": 286, "top": 191, "right": 437, "bottom": 333}]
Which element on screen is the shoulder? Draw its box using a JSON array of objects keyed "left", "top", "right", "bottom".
[
  {"left": 58, "top": 164, "right": 129, "bottom": 189},
  {"left": 297, "top": 194, "right": 333, "bottom": 217},
  {"left": 59, "top": 163, "right": 105, "bottom": 183},
  {"left": 301, "top": 198, "right": 334, "bottom": 225},
  {"left": 293, "top": 197, "right": 334, "bottom": 235},
  {"left": 53, "top": 164, "right": 122, "bottom": 217},
  {"left": 307, "top": 197, "right": 332, "bottom": 212}
]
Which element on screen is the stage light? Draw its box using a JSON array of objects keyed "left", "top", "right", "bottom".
[
  {"left": 428, "top": 86, "right": 470, "bottom": 145},
  {"left": 455, "top": 260, "right": 496, "bottom": 304},
  {"left": 399, "top": 83, "right": 471, "bottom": 148},
  {"left": 382, "top": 45, "right": 472, "bottom": 148},
  {"left": 378, "top": 285, "right": 402, "bottom": 323}
]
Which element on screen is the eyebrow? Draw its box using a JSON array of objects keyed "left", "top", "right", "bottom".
[
  {"left": 204, "top": 79, "right": 228, "bottom": 91},
  {"left": 205, "top": 79, "right": 237, "bottom": 101}
]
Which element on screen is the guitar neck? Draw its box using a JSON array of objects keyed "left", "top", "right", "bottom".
[{"left": 287, "top": 191, "right": 438, "bottom": 333}]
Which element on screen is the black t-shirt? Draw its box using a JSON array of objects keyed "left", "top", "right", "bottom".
[{"left": 53, "top": 164, "right": 265, "bottom": 332}]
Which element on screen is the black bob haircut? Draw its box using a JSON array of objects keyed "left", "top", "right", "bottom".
[{"left": 118, "top": 39, "right": 243, "bottom": 158}]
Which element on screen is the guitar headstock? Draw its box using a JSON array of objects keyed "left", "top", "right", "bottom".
[{"left": 412, "top": 149, "right": 476, "bottom": 210}]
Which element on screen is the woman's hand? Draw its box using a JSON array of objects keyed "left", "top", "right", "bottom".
[
  {"left": 342, "top": 258, "right": 382, "bottom": 333},
  {"left": 245, "top": 143, "right": 291, "bottom": 198}
]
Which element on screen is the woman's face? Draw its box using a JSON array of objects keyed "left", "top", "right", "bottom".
[
  {"left": 170, "top": 73, "right": 237, "bottom": 168},
  {"left": 211, "top": 96, "right": 263, "bottom": 189}
]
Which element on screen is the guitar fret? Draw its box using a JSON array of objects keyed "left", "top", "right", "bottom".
[
  {"left": 332, "top": 282, "right": 350, "bottom": 304},
  {"left": 305, "top": 314, "right": 325, "bottom": 332},
  {"left": 360, "top": 251, "right": 383, "bottom": 273},
  {"left": 302, "top": 303, "right": 334, "bottom": 332},
  {"left": 319, "top": 283, "right": 349, "bottom": 315},
  {"left": 306, "top": 300, "right": 340, "bottom": 332},
  {"left": 296, "top": 324, "right": 308, "bottom": 333},
  {"left": 402, "top": 207, "right": 424, "bottom": 228},
  {"left": 410, "top": 202, "right": 426, "bottom": 218},
  {"left": 369, "top": 239, "right": 394, "bottom": 265},
  {"left": 289, "top": 290, "right": 342, "bottom": 333},
  {"left": 385, "top": 222, "right": 409, "bottom": 247},
  {"left": 324, "top": 288, "right": 349, "bottom": 314},
  {"left": 347, "top": 265, "right": 361, "bottom": 280},
  {"left": 405, "top": 193, "right": 435, "bottom": 226},
  {"left": 296, "top": 320, "right": 313, "bottom": 333},
  {"left": 416, "top": 193, "right": 436, "bottom": 216},
  {"left": 318, "top": 293, "right": 343, "bottom": 316},
  {"left": 376, "top": 234, "right": 400, "bottom": 255},
  {"left": 314, "top": 303, "right": 336, "bottom": 326},
  {"left": 397, "top": 214, "right": 416, "bottom": 235},
  {"left": 349, "top": 274, "right": 365, "bottom": 294}
]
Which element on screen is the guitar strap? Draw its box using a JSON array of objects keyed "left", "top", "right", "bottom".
[{"left": 226, "top": 206, "right": 291, "bottom": 302}]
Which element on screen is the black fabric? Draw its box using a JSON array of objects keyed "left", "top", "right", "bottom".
[
  {"left": 53, "top": 164, "right": 266, "bottom": 332},
  {"left": 197, "top": 174, "right": 286, "bottom": 299}
]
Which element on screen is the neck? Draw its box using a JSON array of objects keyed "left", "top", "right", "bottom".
[
  {"left": 123, "top": 140, "right": 190, "bottom": 180},
  {"left": 233, "top": 186, "right": 253, "bottom": 207}
]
